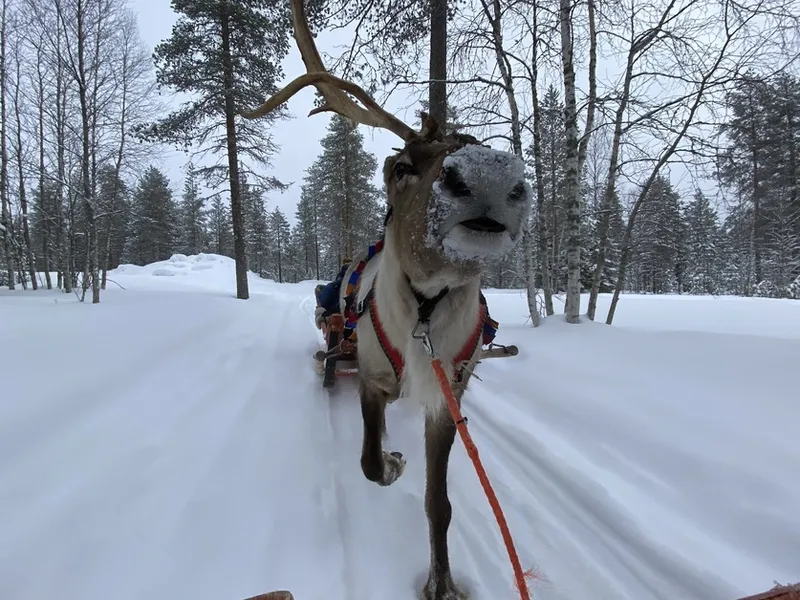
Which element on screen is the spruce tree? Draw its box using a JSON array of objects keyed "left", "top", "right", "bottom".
[
  {"left": 629, "top": 175, "right": 686, "bottom": 293},
  {"left": 268, "top": 207, "right": 291, "bottom": 283},
  {"left": 718, "top": 72, "right": 800, "bottom": 293},
  {"left": 684, "top": 190, "right": 721, "bottom": 294},
  {"left": 307, "top": 115, "right": 382, "bottom": 277},
  {"left": 177, "top": 164, "right": 209, "bottom": 256},
  {"left": 534, "top": 85, "right": 567, "bottom": 291},
  {"left": 293, "top": 183, "right": 321, "bottom": 280},
  {"left": 124, "top": 166, "right": 178, "bottom": 266},
  {"left": 242, "top": 175, "right": 270, "bottom": 276},
  {"left": 136, "top": 0, "right": 293, "bottom": 299},
  {"left": 96, "top": 166, "right": 130, "bottom": 278},
  {"left": 207, "top": 194, "right": 234, "bottom": 258}
]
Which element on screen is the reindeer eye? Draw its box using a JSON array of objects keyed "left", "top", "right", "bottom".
[{"left": 393, "top": 161, "right": 415, "bottom": 181}]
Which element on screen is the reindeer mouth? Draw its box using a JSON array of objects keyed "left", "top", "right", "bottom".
[{"left": 459, "top": 217, "right": 507, "bottom": 233}]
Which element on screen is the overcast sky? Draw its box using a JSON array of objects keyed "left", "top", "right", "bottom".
[{"left": 129, "top": 0, "right": 422, "bottom": 226}]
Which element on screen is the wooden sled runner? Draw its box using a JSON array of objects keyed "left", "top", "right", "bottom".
[
  {"left": 313, "top": 284, "right": 519, "bottom": 388},
  {"left": 736, "top": 583, "right": 800, "bottom": 600}
]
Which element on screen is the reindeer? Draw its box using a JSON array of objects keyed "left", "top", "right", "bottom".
[{"left": 242, "top": 2, "right": 533, "bottom": 598}]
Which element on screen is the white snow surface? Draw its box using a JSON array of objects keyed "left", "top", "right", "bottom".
[{"left": 1, "top": 253, "right": 799, "bottom": 600}]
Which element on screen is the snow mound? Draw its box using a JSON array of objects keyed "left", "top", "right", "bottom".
[{"left": 107, "top": 253, "right": 272, "bottom": 295}]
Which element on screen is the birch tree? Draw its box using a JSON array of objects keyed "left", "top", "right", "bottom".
[
  {"left": 10, "top": 26, "right": 36, "bottom": 288},
  {"left": 560, "top": 0, "right": 597, "bottom": 323},
  {"left": 0, "top": 0, "right": 14, "bottom": 289},
  {"left": 605, "top": 0, "right": 799, "bottom": 324}
]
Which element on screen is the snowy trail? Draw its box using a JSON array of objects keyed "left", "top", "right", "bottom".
[{"left": 1, "top": 256, "right": 799, "bottom": 600}]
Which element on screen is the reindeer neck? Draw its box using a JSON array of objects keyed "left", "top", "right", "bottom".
[{"left": 375, "top": 238, "right": 482, "bottom": 337}]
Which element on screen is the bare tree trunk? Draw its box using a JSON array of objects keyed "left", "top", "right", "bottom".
[
  {"left": 56, "top": 22, "right": 70, "bottom": 293},
  {"left": 13, "top": 45, "right": 37, "bottom": 289},
  {"left": 102, "top": 50, "right": 129, "bottom": 289},
  {"left": 277, "top": 226, "right": 283, "bottom": 283},
  {"left": 587, "top": 0, "right": 659, "bottom": 321},
  {"left": 74, "top": 0, "right": 99, "bottom": 303},
  {"left": 751, "top": 141, "right": 762, "bottom": 285},
  {"left": 559, "top": 0, "right": 581, "bottom": 323},
  {"left": 0, "top": 0, "right": 13, "bottom": 289},
  {"left": 220, "top": 1, "right": 249, "bottom": 300},
  {"left": 313, "top": 192, "right": 320, "bottom": 280},
  {"left": 428, "top": 0, "right": 447, "bottom": 128},
  {"left": 528, "top": 0, "right": 553, "bottom": 316},
  {"left": 576, "top": 0, "right": 597, "bottom": 175},
  {"left": 36, "top": 43, "right": 52, "bottom": 289}
]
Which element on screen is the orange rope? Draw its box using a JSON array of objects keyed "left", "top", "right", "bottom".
[{"left": 431, "top": 358, "right": 534, "bottom": 600}]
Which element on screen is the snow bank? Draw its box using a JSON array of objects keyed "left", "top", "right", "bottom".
[
  {"left": 482, "top": 289, "right": 800, "bottom": 340},
  {"left": 108, "top": 253, "right": 280, "bottom": 295}
]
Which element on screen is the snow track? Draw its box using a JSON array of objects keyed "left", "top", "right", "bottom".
[{"left": 1, "top": 255, "right": 798, "bottom": 600}]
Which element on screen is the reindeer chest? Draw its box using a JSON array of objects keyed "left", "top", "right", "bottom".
[{"left": 358, "top": 280, "right": 486, "bottom": 386}]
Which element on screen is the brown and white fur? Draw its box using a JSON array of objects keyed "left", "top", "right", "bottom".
[
  {"left": 239, "top": 2, "right": 532, "bottom": 596},
  {"left": 341, "top": 127, "right": 531, "bottom": 599}
]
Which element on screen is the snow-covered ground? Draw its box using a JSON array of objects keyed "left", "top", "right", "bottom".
[{"left": 1, "top": 253, "right": 798, "bottom": 600}]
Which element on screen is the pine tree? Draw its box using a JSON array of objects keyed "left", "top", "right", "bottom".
[
  {"left": 718, "top": 72, "right": 800, "bottom": 294},
  {"left": 242, "top": 175, "right": 270, "bottom": 275},
  {"left": 96, "top": 166, "right": 130, "bottom": 278},
  {"left": 531, "top": 85, "right": 567, "bottom": 291},
  {"left": 629, "top": 175, "right": 686, "bottom": 293},
  {"left": 268, "top": 207, "right": 291, "bottom": 283},
  {"left": 307, "top": 115, "right": 382, "bottom": 277},
  {"left": 136, "top": 0, "right": 294, "bottom": 299},
  {"left": 683, "top": 190, "right": 721, "bottom": 294},
  {"left": 177, "top": 163, "right": 208, "bottom": 256},
  {"left": 718, "top": 74, "right": 773, "bottom": 286},
  {"left": 294, "top": 179, "right": 322, "bottom": 280},
  {"left": 207, "top": 194, "right": 234, "bottom": 258},
  {"left": 30, "top": 179, "right": 60, "bottom": 284},
  {"left": 124, "top": 166, "right": 178, "bottom": 265}
]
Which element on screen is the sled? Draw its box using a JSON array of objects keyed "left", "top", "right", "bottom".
[
  {"left": 313, "top": 311, "right": 359, "bottom": 388},
  {"left": 313, "top": 285, "right": 519, "bottom": 388}
]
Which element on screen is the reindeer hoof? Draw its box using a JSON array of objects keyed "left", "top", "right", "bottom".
[
  {"left": 421, "top": 575, "right": 467, "bottom": 600},
  {"left": 378, "top": 451, "right": 406, "bottom": 486}
]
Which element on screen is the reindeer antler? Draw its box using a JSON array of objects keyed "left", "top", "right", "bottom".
[{"left": 240, "top": 0, "right": 417, "bottom": 143}]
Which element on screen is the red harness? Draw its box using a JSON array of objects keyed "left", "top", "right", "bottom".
[{"left": 362, "top": 278, "right": 486, "bottom": 382}]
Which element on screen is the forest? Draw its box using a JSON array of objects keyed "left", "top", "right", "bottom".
[{"left": 0, "top": 0, "right": 798, "bottom": 324}]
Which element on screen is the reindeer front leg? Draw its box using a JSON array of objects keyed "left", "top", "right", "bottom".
[
  {"left": 422, "top": 410, "right": 465, "bottom": 600},
  {"left": 359, "top": 381, "right": 406, "bottom": 486}
]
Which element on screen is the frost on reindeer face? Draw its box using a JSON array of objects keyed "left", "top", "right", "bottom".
[{"left": 425, "top": 145, "right": 532, "bottom": 263}]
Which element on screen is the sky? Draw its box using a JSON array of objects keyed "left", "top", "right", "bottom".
[{"left": 129, "top": 0, "right": 420, "bottom": 227}]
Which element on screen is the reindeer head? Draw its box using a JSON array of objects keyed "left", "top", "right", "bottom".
[
  {"left": 242, "top": 0, "right": 531, "bottom": 291},
  {"left": 381, "top": 118, "right": 530, "bottom": 290}
]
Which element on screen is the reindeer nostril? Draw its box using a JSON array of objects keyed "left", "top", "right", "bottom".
[
  {"left": 442, "top": 166, "right": 471, "bottom": 198},
  {"left": 508, "top": 181, "right": 526, "bottom": 202}
]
